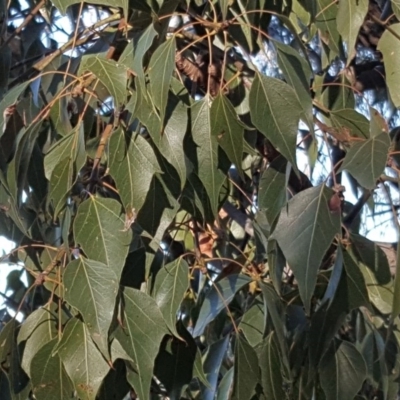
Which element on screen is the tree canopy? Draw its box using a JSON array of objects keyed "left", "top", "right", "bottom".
[{"left": 0, "top": 0, "right": 400, "bottom": 399}]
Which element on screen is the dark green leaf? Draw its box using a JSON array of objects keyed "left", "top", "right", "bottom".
[
  {"left": 274, "top": 40, "right": 313, "bottom": 131},
  {"left": 232, "top": 335, "right": 259, "bottom": 400},
  {"left": 258, "top": 332, "right": 286, "bottom": 399},
  {"left": 191, "top": 98, "right": 225, "bottom": 216},
  {"left": 272, "top": 185, "right": 341, "bottom": 313},
  {"left": 258, "top": 156, "right": 287, "bottom": 225},
  {"left": 193, "top": 274, "right": 251, "bottom": 337},
  {"left": 330, "top": 109, "right": 370, "bottom": 139},
  {"left": 249, "top": 74, "right": 302, "bottom": 170},
  {"left": 210, "top": 93, "right": 244, "bottom": 177},
  {"left": 319, "top": 339, "right": 367, "bottom": 400},
  {"left": 239, "top": 299, "right": 265, "bottom": 347}
]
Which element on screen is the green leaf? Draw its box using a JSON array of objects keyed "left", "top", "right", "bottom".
[
  {"left": 64, "top": 257, "right": 119, "bottom": 359},
  {"left": 378, "top": 23, "right": 400, "bottom": 108},
  {"left": 249, "top": 74, "right": 302, "bottom": 170},
  {"left": 258, "top": 332, "right": 286, "bottom": 399},
  {"left": 210, "top": 93, "right": 244, "bottom": 177},
  {"left": 31, "top": 338, "right": 75, "bottom": 400},
  {"left": 392, "top": 228, "right": 400, "bottom": 322},
  {"left": 315, "top": 0, "right": 341, "bottom": 56},
  {"left": 17, "top": 306, "right": 58, "bottom": 377},
  {"left": 149, "top": 95, "right": 188, "bottom": 189},
  {"left": 0, "top": 82, "right": 29, "bottom": 140},
  {"left": 274, "top": 40, "right": 313, "bottom": 131},
  {"left": 321, "top": 75, "right": 355, "bottom": 111},
  {"left": 193, "top": 274, "right": 251, "bottom": 337},
  {"left": 191, "top": 98, "right": 225, "bottom": 216},
  {"left": 79, "top": 56, "right": 127, "bottom": 107},
  {"left": 217, "top": 367, "right": 234, "bottom": 400},
  {"left": 258, "top": 156, "right": 287, "bottom": 225},
  {"left": 52, "top": 0, "right": 128, "bottom": 19},
  {"left": 120, "top": 24, "right": 157, "bottom": 90},
  {"left": 73, "top": 197, "right": 132, "bottom": 277},
  {"left": 44, "top": 126, "right": 86, "bottom": 181},
  {"left": 342, "top": 248, "right": 370, "bottom": 311},
  {"left": 330, "top": 108, "right": 370, "bottom": 139},
  {"left": 48, "top": 155, "right": 83, "bottom": 218},
  {"left": 340, "top": 132, "right": 391, "bottom": 189},
  {"left": 153, "top": 327, "right": 197, "bottom": 398},
  {"left": 232, "top": 335, "right": 259, "bottom": 400},
  {"left": 108, "top": 128, "right": 162, "bottom": 214},
  {"left": 148, "top": 37, "right": 176, "bottom": 122},
  {"left": 272, "top": 185, "right": 341, "bottom": 314},
  {"left": 114, "top": 288, "right": 169, "bottom": 400},
  {"left": 319, "top": 339, "right": 367, "bottom": 400},
  {"left": 153, "top": 258, "right": 189, "bottom": 337},
  {"left": 336, "top": 0, "right": 368, "bottom": 65},
  {"left": 239, "top": 299, "right": 265, "bottom": 347},
  {"left": 55, "top": 318, "right": 110, "bottom": 400},
  {"left": 259, "top": 283, "right": 290, "bottom": 375}
]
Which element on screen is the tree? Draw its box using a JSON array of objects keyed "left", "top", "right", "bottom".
[{"left": 0, "top": 0, "right": 399, "bottom": 398}]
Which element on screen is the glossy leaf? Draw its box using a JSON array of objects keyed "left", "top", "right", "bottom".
[
  {"left": 340, "top": 132, "right": 391, "bottom": 189},
  {"left": 201, "top": 336, "right": 230, "bottom": 400},
  {"left": 272, "top": 185, "right": 341, "bottom": 313},
  {"left": 64, "top": 257, "right": 119, "bottom": 358},
  {"left": 73, "top": 197, "right": 132, "bottom": 276},
  {"left": 153, "top": 258, "right": 189, "bottom": 337},
  {"left": 114, "top": 288, "right": 168, "bottom": 400},
  {"left": 193, "top": 274, "right": 251, "bottom": 337},
  {"left": 249, "top": 74, "right": 302, "bottom": 169}
]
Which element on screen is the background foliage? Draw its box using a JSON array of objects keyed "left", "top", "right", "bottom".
[{"left": 0, "top": 0, "right": 400, "bottom": 399}]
